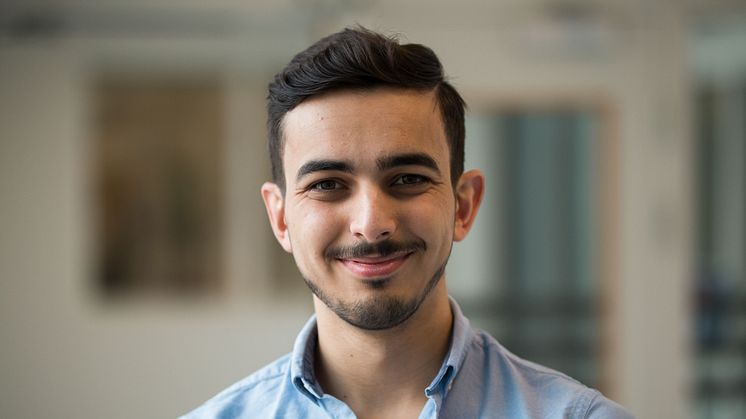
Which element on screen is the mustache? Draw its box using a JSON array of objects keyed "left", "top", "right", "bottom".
[{"left": 325, "top": 239, "right": 426, "bottom": 260}]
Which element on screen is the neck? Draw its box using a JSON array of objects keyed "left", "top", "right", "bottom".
[{"left": 313, "top": 282, "right": 453, "bottom": 419}]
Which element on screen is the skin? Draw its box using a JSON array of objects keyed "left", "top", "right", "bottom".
[{"left": 261, "top": 88, "right": 484, "bottom": 419}]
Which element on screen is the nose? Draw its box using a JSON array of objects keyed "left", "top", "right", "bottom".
[{"left": 349, "top": 185, "right": 397, "bottom": 243}]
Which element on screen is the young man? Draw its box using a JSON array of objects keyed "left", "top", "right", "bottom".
[{"left": 183, "top": 27, "right": 633, "bottom": 419}]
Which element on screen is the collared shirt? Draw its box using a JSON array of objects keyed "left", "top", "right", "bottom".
[{"left": 181, "top": 298, "right": 634, "bottom": 418}]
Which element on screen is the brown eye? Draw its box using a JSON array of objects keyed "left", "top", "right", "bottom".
[
  {"left": 311, "top": 180, "right": 340, "bottom": 191},
  {"left": 393, "top": 174, "right": 428, "bottom": 186}
]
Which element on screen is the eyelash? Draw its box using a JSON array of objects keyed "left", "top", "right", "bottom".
[
  {"left": 392, "top": 174, "right": 429, "bottom": 186},
  {"left": 309, "top": 179, "right": 343, "bottom": 191}
]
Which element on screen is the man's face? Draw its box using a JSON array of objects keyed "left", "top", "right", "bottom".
[{"left": 262, "top": 88, "right": 475, "bottom": 330}]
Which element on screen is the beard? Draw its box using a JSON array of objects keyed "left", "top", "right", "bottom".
[{"left": 300, "top": 239, "right": 450, "bottom": 331}]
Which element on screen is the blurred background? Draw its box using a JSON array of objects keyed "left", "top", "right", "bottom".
[{"left": 0, "top": 0, "right": 744, "bottom": 418}]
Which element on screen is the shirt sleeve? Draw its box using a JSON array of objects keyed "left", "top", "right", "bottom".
[{"left": 584, "top": 392, "right": 636, "bottom": 419}]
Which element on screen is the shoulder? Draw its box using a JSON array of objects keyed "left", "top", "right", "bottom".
[
  {"left": 462, "top": 330, "right": 635, "bottom": 418},
  {"left": 584, "top": 391, "right": 636, "bottom": 419},
  {"left": 179, "top": 354, "right": 293, "bottom": 419}
]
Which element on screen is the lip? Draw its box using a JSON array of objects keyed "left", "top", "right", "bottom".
[{"left": 338, "top": 251, "right": 413, "bottom": 278}]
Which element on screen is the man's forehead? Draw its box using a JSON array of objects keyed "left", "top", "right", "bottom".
[
  {"left": 278, "top": 88, "right": 451, "bottom": 186},
  {"left": 283, "top": 89, "right": 445, "bottom": 149},
  {"left": 283, "top": 88, "right": 439, "bottom": 131}
]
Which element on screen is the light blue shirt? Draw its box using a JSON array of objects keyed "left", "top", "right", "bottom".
[{"left": 182, "top": 298, "right": 634, "bottom": 418}]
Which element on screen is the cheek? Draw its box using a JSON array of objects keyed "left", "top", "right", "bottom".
[
  {"left": 288, "top": 203, "right": 341, "bottom": 255},
  {"left": 403, "top": 198, "right": 455, "bottom": 246}
]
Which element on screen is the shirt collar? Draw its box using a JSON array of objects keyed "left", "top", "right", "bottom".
[
  {"left": 424, "top": 296, "right": 474, "bottom": 398},
  {"left": 290, "top": 314, "right": 324, "bottom": 400},
  {"left": 289, "top": 296, "right": 474, "bottom": 401}
]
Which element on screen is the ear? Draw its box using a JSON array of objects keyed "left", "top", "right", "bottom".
[
  {"left": 261, "top": 182, "right": 292, "bottom": 253},
  {"left": 453, "top": 169, "right": 485, "bottom": 242}
]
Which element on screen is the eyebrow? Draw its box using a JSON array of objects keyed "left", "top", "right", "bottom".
[
  {"left": 377, "top": 153, "right": 441, "bottom": 175},
  {"left": 295, "top": 152, "right": 441, "bottom": 183},
  {"left": 296, "top": 160, "right": 353, "bottom": 182}
]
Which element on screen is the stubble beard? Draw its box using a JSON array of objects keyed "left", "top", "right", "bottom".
[{"left": 301, "top": 255, "right": 449, "bottom": 331}]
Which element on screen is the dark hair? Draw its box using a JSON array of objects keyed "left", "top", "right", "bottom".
[{"left": 267, "top": 26, "right": 466, "bottom": 190}]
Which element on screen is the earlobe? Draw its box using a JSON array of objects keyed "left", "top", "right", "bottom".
[
  {"left": 260, "top": 182, "right": 293, "bottom": 253},
  {"left": 453, "top": 170, "right": 485, "bottom": 242}
]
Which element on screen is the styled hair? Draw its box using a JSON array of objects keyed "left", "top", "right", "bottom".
[{"left": 266, "top": 26, "right": 466, "bottom": 190}]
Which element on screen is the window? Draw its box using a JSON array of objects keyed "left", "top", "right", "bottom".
[
  {"left": 694, "top": 82, "right": 746, "bottom": 419},
  {"left": 92, "top": 79, "right": 224, "bottom": 297}
]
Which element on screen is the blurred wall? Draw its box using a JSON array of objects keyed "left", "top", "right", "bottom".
[
  {"left": 0, "top": 42, "right": 313, "bottom": 418},
  {"left": 0, "top": 1, "right": 712, "bottom": 418}
]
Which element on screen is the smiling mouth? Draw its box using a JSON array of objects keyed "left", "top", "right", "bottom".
[{"left": 338, "top": 251, "right": 413, "bottom": 278}]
